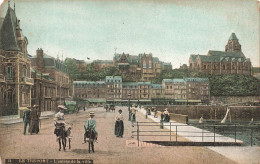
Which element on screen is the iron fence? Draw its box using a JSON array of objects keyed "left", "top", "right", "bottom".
[{"left": 131, "top": 121, "right": 259, "bottom": 147}]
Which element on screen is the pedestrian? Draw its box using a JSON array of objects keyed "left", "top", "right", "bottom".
[
  {"left": 84, "top": 105, "right": 86, "bottom": 111},
  {"left": 130, "top": 107, "right": 137, "bottom": 127},
  {"left": 23, "top": 106, "right": 31, "bottom": 135},
  {"left": 29, "top": 105, "right": 40, "bottom": 135},
  {"left": 115, "top": 109, "right": 124, "bottom": 137},
  {"left": 83, "top": 112, "right": 98, "bottom": 143},
  {"left": 163, "top": 108, "right": 170, "bottom": 122}
]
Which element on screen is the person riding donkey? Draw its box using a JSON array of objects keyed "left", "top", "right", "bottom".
[
  {"left": 83, "top": 112, "right": 98, "bottom": 143},
  {"left": 54, "top": 105, "right": 72, "bottom": 141}
]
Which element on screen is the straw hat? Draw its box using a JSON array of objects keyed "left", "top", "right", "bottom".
[
  {"left": 58, "top": 105, "right": 67, "bottom": 109},
  {"left": 165, "top": 108, "right": 168, "bottom": 111},
  {"left": 33, "top": 104, "right": 38, "bottom": 108},
  {"left": 89, "top": 112, "right": 95, "bottom": 116}
]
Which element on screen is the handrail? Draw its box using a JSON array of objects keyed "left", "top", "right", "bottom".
[{"left": 131, "top": 121, "right": 259, "bottom": 147}]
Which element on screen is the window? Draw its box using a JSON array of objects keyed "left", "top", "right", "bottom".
[
  {"left": 7, "top": 90, "right": 13, "bottom": 104},
  {"left": 7, "top": 67, "right": 13, "bottom": 79},
  {"left": 143, "top": 63, "right": 146, "bottom": 68}
]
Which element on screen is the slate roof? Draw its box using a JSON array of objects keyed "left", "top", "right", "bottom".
[
  {"left": 0, "top": 7, "right": 19, "bottom": 51},
  {"left": 151, "top": 84, "right": 162, "bottom": 89},
  {"left": 105, "top": 76, "right": 122, "bottom": 83},
  {"left": 190, "top": 50, "right": 248, "bottom": 63},
  {"left": 184, "top": 78, "right": 209, "bottom": 82}
]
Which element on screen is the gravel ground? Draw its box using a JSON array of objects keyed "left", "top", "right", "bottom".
[{"left": 0, "top": 107, "right": 236, "bottom": 164}]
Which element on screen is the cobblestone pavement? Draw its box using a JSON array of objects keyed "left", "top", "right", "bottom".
[{"left": 0, "top": 107, "right": 236, "bottom": 164}]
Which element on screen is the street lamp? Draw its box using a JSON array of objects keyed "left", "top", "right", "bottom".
[{"left": 128, "top": 93, "right": 131, "bottom": 121}]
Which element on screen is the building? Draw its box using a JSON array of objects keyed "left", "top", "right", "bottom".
[
  {"left": 122, "top": 82, "right": 139, "bottom": 100},
  {"left": 162, "top": 78, "right": 210, "bottom": 104},
  {"left": 105, "top": 76, "right": 122, "bottom": 101},
  {"left": 0, "top": 4, "right": 33, "bottom": 117},
  {"left": 189, "top": 33, "right": 251, "bottom": 75},
  {"left": 113, "top": 53, "right": 172, "bottom": 81},
  {"left": 151, "top": 84, "right": 164, "bottom": 99},
  {"left": 31, "top": 48, "right": 70, "bottom": 112}
]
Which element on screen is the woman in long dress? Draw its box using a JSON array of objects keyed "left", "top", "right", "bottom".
[
  {"left": 29, "top": 105, "right": 40, "bottom": 134},
  {"left": 115, "top": 109, "right": 124, "bottom": 137}
]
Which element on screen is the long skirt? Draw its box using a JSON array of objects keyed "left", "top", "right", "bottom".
[
  {"left": 131, "top": 113, "right": 136, "bottom": 122},
  {"left": 29, "top": 120, "right": 39, "bottom": 134},
  {"left": 164, "top": 115, "right": 170, "bottom": 122},
  {"left": 114, "top": 120, "right": 124, "bottom": 137}
]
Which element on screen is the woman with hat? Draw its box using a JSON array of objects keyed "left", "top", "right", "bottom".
[
  {"left": 23, "top": 106, "right": 31, "bottom": 135},
  {"left": 83, "top": 112, "right": 98, "bottom": 143},
  {"left": 114, "top": 109, "right": 124, "bottom": 137},
  {"left": 29, "top": 104, "right": 40, "bottom": 134}
]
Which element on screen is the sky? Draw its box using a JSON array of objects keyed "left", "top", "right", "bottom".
[{"left": 0, "top": 0, "right": 259, "bottom": 68}]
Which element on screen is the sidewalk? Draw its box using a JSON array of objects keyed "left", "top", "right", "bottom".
[
  {"left": 0, "top": 111, "right": 55, "bottom": 125},
  {"left": 138, "top": 107, "right": 260, "bottom": 164}
]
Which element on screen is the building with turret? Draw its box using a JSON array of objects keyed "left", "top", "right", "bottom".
[
  {"left": 189, "top": 33, "right": 251, "bottom": 75},
  {"left": 0, "top": 3, "right": 33, "bottom": 117}
]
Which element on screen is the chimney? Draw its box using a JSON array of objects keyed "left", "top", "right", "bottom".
[{"left": 36, "top": 48, "right": 44, "bottom": 70}]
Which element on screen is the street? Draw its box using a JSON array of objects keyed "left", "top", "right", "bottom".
[{"left": 0, "top": 107, "right": 236, "bottom": 164}]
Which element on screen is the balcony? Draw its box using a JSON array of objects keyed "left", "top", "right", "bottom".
[
  {"left": 0, "top": 74, "right": 5, "bottom": 82},
  {"left": 23, "top": 77, "right": 34, "bottom": 85}
]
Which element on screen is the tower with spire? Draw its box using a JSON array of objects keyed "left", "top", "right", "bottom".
[
  {"left": 0, "top": 1, "right": 33, "bottom": 117},
  {"left": 225, "top": 33, "right": 242, "bottom": 52}
]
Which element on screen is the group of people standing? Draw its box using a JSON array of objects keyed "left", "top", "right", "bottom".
[{"left": 23, "top": 105, "right": 40, "bottom": 135}]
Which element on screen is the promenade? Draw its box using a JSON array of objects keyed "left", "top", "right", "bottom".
[{"left": 0, "top": 107, "right": 245, "bottom": 164}]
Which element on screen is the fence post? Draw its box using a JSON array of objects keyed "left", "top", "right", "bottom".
[
  {"left": 251, "top": 127, "right": 253, "bottom": 147},
  {"left": 202, "top": 126, "right": 204, "bottom": 142},
  {"left": 137, "top": 122, "right": 139, "bottom": 147},
  {"left": 214, "top": 126, "right": 215, "bottom": 144},
  {"left": 176, "top": 125, "right": 178, "bottom": 142},
  {"left": 235, "top": 125, "right": 236, "bottom": 143},
  {"left": 170, "top": 122, "right": 171, "bottom": 141}
]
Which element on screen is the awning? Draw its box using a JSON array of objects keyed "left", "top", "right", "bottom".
[
  {"left": 175, "top": 100, "right": 201, "bottom": 103},
  {"left": 65, "top": 101, "right": 76, "bottom": 105},
  {"left": 87, "top": 99, "right": 106, "bottom": 103}
]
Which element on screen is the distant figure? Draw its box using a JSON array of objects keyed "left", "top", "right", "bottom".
[
  {"left": 115, "top": 109, "right": 124, "bottom": 137},
  {"left": 131, "top": 107, "right": 137, "bottom": 127},
  {"left": 249, "top": 118, "right": 254, "bottom": 125},
  {"left": 29, "top": 105, "right": 40, "bottom": 135},
  {"left": 199, "top": 115, "right": 203, "bottom": 124},
  {"left": 84, "top": 105, "right": 86, "bottom": 111},
  {"left": 163, "top": 108, "right": 170, "bottom": 122},
  {"left": 23, "top": 106, "right": 31, "bottom": 135}
]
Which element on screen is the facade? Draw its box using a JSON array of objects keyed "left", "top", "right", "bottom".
[
  {"left": 73, "top": 81, "right": 106, "bottom": 99},
  {"left": 105, "top": 76, "right": 122, "bottom": 101},
  {"left": 0, "top": 5, "right": 33, "bottom": 116},
  {"left": 189, "top": 33, "right": 251, "bottom": 75},
  {"left": 122, "top": 82, "right": 139, "bottom": 100},
  {"left": 30, "top": 48, "right": 70, "bottom": 112},
  {"left": 73, "top": 76, "right": 209, "bottom": 104},
  {"left": 113, "top": 53, "right": 172, "bottom": 81}
]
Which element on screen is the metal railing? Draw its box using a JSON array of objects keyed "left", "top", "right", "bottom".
[{"left": 131, "top": 122, "right": 259, "bottom": 147}]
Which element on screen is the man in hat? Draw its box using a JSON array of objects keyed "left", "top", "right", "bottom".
[
  {"left": 29, "top": 105, "right": 40, "bottom": 134},
  {"left": 163, "top": 108, "right": 170, "bottom": 122},
  {"left": 23, "top": 106, "right": 31, "bottom": 135},
  {"left": 54, "top": 105, "right": 72, "bottom": 140},
  {"left": 83, "top": 112, "right": 98, "bottom": 143}
]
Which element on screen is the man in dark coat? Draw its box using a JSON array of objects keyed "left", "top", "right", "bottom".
[
  {"left": 23, "top": 106, "right": 31, "bottom": 135},
  {"left": 29, "top": 105, "right": 40, "bottom": 135}
]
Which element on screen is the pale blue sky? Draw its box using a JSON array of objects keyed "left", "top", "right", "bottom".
[{"left": 0, "top": 0, "right": 259, "bottom": 68}]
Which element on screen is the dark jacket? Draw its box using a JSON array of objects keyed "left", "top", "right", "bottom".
[{"left": 23, "top": 109, "right": 31, "bottom": 123}]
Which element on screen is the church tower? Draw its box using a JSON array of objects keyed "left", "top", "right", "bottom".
[{"left": 225, "top": 33, "right": 242, "bottom": 52}]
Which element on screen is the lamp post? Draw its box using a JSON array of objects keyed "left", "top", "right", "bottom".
[{"left": 128, "top": 93, "right": 131, "bottom": 121}]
